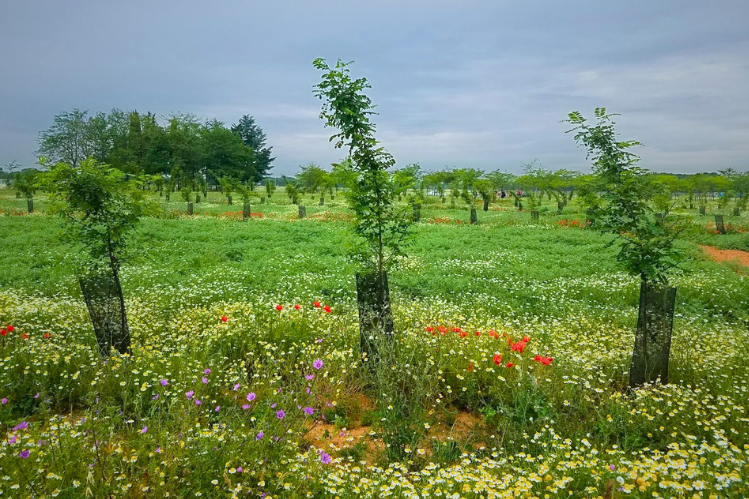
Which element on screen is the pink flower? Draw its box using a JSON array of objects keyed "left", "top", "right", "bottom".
[
  {"left": 246, "top": 392, "right": 256, "bottom": 402},
  {"left": 303, "top": 407, "right": 314, "bottom": 416},
  {"left": 13, "top": 421, "right": 28, "bottom": 431},
  {"left": 1, "top": 398, "right": 7, "bottom": 404},
  {"left": 141, "top": 426, "right": 148, "bottom": 434},
  {"left": 204, "top": 369, "right": 211, "bottom": 374},
  {"left": 256, "top": 431, "right": 264, "bottom": 440},
  {"left": 305, "top": 374, "right": 314, "bottom": 380},
  {"left": 233, "top": 383, "right": 241, "bottom": 391},
  {"left": 185, "top": 390, "right": 194, "bottom": 399},
  {"left": 202, "top": 377, "right": 209, "bottom": 384},
  {"left": 19, "top": 449, "right": 30, "bottom": 459},
  {"left": 320, "top": 451, "right": 331, "bottom": 464},
  {"left": 241, "top": 404, "right": 250, "bottom": 410},
  {"left": 214, "top": 406, "right": 220, "bottom": 412},
  {"left": 160, "top": 379, "right": 168, "bottom": 386},
  {"left": 195, "top": 399, "right": 202, "bottom": 406},
  {"left": 313, "top": 359, "right": 323, "bottom": 370},
  {"left": 276, "top": 410, "right": 285, "bottom": 419}
]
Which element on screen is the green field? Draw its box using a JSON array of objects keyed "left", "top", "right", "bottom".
[{"left": 1, "top": 186, "right": 749, "bottom": 498}]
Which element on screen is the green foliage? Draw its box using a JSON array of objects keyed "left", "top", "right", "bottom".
[
  {"left": 313, "top": 58, "right": 411, "bottom": 274},
  {"left": 11, "top": 169, "right": 39, "bottom": 200},
  {"left": 565, "top": 108, "right": 683, "bottom": 284},
  {"left": 231, "top": 114, "right": 276, "bottom": 182},
  {"left": 41, "top": 158, "right": 147, "bottom": 270}
]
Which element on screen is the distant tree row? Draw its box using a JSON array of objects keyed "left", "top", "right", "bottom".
[{"left": 34, "top": 109, "right": 274, "bottom": 189}]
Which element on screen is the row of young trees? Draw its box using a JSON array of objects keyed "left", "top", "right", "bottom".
[{"left": 33, "top": 109, "right": 274, "bottom": 189}]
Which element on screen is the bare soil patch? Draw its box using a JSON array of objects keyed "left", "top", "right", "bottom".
[{"left": 700, "top": 245, "right": 749, "bottom": 268}]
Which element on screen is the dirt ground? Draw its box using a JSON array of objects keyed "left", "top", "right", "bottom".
[{"left": 700, "top": 245, "right": 749, "bottom": 268}]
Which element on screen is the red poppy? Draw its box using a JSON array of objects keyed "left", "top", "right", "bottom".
[
  {"left": 276, "top": 305, "right": 283, "bottom": 311},
  {"left": 314, "top": 301, "right": 321, "bottom": 308},
  {"left": 459, "top": 331, "right": 468, "bottom": 338},
  {"left": 44, "top": 333, "right": 51, "bottom": 339},
  {"left": 425, "top": 326, "right": 434, "bottom": 333},
  {"left": 493, "top": 354, "right": 502, "bottom": 366},
  {"left": 475, "top": 331, "right": 481, "bottom": 337},
  {"left": 506, "top": 362, "right": 514, "bottom": 368},
  {"left": 22, "top": 333, "right": 29, "bottom": 340},
  {"left": 438, "top": 326, "right": 447, "bottom": 334},
  {"left": 0, "top": 329, "right": 6, "bottom": 336},
  {"left": 7, "top": 325, "right": 14, "bottom": 332},
  {"left": 221, "top": 316, "right": 228, "bottom": 323},
  {"left": 323, "top": 305, "right": 331, "bottom": 313},
  {"left": 467, "top": 363, "right": 474, "bottom": 372},
  {"left": 294, "top": 304, "right": 301, "bottom": 310}
]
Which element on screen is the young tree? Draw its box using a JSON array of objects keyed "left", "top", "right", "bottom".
[
  {"left": 313, "top": 58, "right": 411, "bottom": 362},
  {"left": 38, "top": 109, "right": 92, "bottom": 167},
  {"left": 41, "top": 158, "right": 147, "bottom": 356},
  {"left": 565, "top": 108, "right": 684, "bottom": 388}
]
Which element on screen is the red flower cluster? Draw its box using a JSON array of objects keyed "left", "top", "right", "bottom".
[
  {"left": 509, "top": 336, "right": 530, "bottom": 353},
  {"left": 274, "top": 302, "right": 331, "bottom": 313},
  {"left": 556, "top": 219, "right": 584, "bottom": 229},
  {"left": 534, "top": 355, "right": 554, "bottom": 366},
  {"left": 1, "top": 325, "right": 15, "bottom": 336}
]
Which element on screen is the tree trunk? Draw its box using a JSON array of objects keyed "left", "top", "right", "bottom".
[
  {"left": 298, "top": 205, "right": 306, "bottom": 219},
  {"left": 699, "top": 206, "right": 706, "bottom": 215},
  {"left": 261, "top": 197, "right": 265, "bottom": 204},
  {"left": 557, "top": 202, "right": 564, "bottom": 215},
  {"left": 79, "top": 269, "right": 132, "bottom": 357},
  {"left": 166, "top": 192, "right": 170, "bottom": 202},
  {"left": 715, "top": 215, "right": 726, "bottom": 234},
  {"left": 187, "top": 202, "right": 193, "bottom": 215},
  {"left": 195, "top": 194, "right": 201, "bottom": 203},
  {"left": 227, "top": 195, "right": 232, "bottom": 205},
  {"left": 356, "top": 271, "right": 394, "bottom": 365},
  {"left": 412, "top": 204, "right": 421, "bottom": 223},
  {"left": 27, "top": 199, "right": 33, "bottom": 214},
  {"left": 483, "top": 200, "right": 489, "bottom": 211},
  {"left": 630, "top": 282, "right": 676, "bottom": 388},
  {"left": 733, "top": 207, "right": 740, "bottom": 217},
  {"left": 319, "top": 197, "right": 324, "bottom": 206},
  {"left": 531, "top": 210, "right": 539, "bottom": 220},
  {"left": 470, "top": 208, "right": 477, "bottom": 224},
  {"left": 243, "top": 204, "right": 251, "bottom": 220}
]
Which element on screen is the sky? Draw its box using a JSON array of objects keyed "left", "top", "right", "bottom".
[{"left": 1, "top": 1, "right": 748, "bottom": 176}]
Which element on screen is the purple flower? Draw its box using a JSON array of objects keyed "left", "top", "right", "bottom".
[
  {"left": 306, "top": 387, "right": 311, "bottom": 394},
  {"left": 242, "top": 404, "right": 250, "bottom": 410},
  {"left": 276, "top": 410, "right": 285, "bottom": 419},
  {"left": 185, "top": 390, "right": 194, "bottom": 399},
  {"left": 237, "top": 466, "right": 243, "bottom": 473},
  {"left": 246, "top": 392, "right": 256, "bottom": 402},
  {"left": 141, "top": 426, "right": 148, "bottom": 434},
  {"left": 256, "top": 431, "right": 264, "bottom": 440},
  {"left": 1, "top": 398, "right": 7, "bottom": 404},
  {"left": 305, "top": 374, "right": 314, "bottom": 380},
  {"left": 195, "top": 399, "right": 202, "bottom": 406},
  {"left": 13, "top": 421, "right": 28, "bottom": 431},
  {"left": 152, "top": 394, "right": 159, "bottom": 400},
  {"left": 214, "top": 406, "right": 220, "bottom": 412},
  {"left": 303, "top": 407, "right": 314, "bottom": 416},
  {"left": 9, "top": 435, "right": 16, "bottom": 444},
  {"left": 34, "top": 393, "right": 39, "bottom": 399},
  {"left": 316, "top": 338, "right": 323, "bottom": 343},
  {"left": 202, "top": 377, "right": 209, "bottom": 384},
  {"left": 313, "top": 359, "right": 323, "bottom": 370},
  {"left": 160, "top": 379, "right": 168, "bottom": 386},
  {"left": 19, "top": 449, "right": 30, "bottom": 459},
  {"left": 233, "top": 383, "right": 241, "bottom": 391},
  {"left": 320, "top": 451, "right": 331, "bottom": 464},
  {"left": 155, "top": 447, "right": 162, "bottom": 453},
  {"left": 271, "top": 403, "right": 277, "bottom": 409},
  {"left": 609, "top": 465, "right": 616, "bottom": 471},
  {"left": 204, "top": 369, "right": 211, "bottom": 374}
]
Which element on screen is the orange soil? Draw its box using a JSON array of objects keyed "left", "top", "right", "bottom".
[{"left": 700, "top": 245, "right": 749, "bottom": 267}]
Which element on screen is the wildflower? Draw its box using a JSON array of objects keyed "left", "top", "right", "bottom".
[
  {"left": 305, "top": 374, "right": 314, "bottom": 380},
  {"left": 19, "top": 449, "right": 30, "bottom": 459},
  {"left": 493, "top": 354, "right": 502, "bottom": 366},
  {"left": 314, "top": 301, "right": 321, "bottom": 308},
  {"left": 467, "top": 363, "right": 474, "bottom": 372},
  {"left": 0, "top": 329, "right": 5, "bottom": 336},
  {"left": 475, "top": 331, "right": 480, "bottom": 337},
  {"left": 320, "top": 451, "right": 332, "bottom": 464},
  {"left": 237, "top": 466, "right": 243, "bottom": 473},
  {"left": 303, "top": 407, "right": 314, "bottom": 416},
  {"left": 22, "top": 333, "right": 29, "bottom": 340},
  {"left": 152, "top": 394, "right": 159, "bottom": 400},
  {"left": 276, "top": 410, "right": 285, "bottom": 419},
  {"left": 220, "top": 315, "right": 228, "bottom": 322},
  {"left": 246, "top": 392, "right": 256, "bottom": 402},
  {"left": 195, "top": 400, "right": 202, "bottom": 406},
  {"left": 7, "top": 325, "right": 14, "bottom": 332},
  {"left": 141, "top": 426, "right": 148, "bottom": 434},
  {"left": 256, "top": 431, "right": 264, "bottom": 440},
  {"left": 34, "top": 393, "right": 39, "bottom": 399},
  {"left": 294, "top": 304, "right": 301, "bottom": 310},
  {"left": 1, "top": 398, "right": 7, "bottom": 404},
  {"left": 233, "top": 383, "right": 241, "bottom": 391},
  {"left": 204, "top": 369, "right": 211, "bottom": 374},
  {"left": 242, "top": 404, "right": 250, "bottom": 410},
  {"left": 426, "top": 326, "right": 434, "bottom": 333},
  {"left": 276, "top": 304, "right": 283, "bottom": 311},
  {"left": 506, "top": 362, "right": 514, "bottom": 368},
  {"left": 186, "top": 390, "right": 194, "bottom": 399},
  {"left": 313, "top": 359, "right": 323, "bottom": 370},
  {"left": 214, "top": 406, "right": 220, "bottom": 412},
  {"left": 44, "top": 333, "right": 50, "bottom": 339},
  {"left": 323, "top": 305, "right": 331, "bottom": 313},
  {"left": 155, "top": 447, "right": 161, "bottom": 453},
  {"left": 13, "top": 421, "right": 28, "bottom": 431},
  {"left": 160, "top": 379, "right": 168, "bottom": 386}
]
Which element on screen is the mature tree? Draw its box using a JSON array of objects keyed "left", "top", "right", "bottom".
[
  {"left": 201, "top": 119, "right": 253, "bottom": 183},
  {"left": 296, "top": 163, "right": 331, "bottom": 195},
  {"left": 232, "top": 115, "right": 275, "bottom": 182},
  {"left": 38, "top": 109, "right": 92, "bottom": 167}
]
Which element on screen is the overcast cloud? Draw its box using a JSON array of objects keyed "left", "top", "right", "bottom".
[{"left": 1, "top": 0, "right": 748, "bottom": 175}]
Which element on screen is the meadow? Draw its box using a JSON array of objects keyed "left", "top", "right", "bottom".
[{"left": 1, "top": 187, "right": 749, "bottom": 498}]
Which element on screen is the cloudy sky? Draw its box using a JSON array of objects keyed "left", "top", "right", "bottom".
[{"left": 1, "top": 1, "right": 748, "bottom": 175}]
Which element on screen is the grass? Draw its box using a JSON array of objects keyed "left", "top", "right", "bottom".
[{"left": 1, "top": 186, "right": 749, "bottom": 498}]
